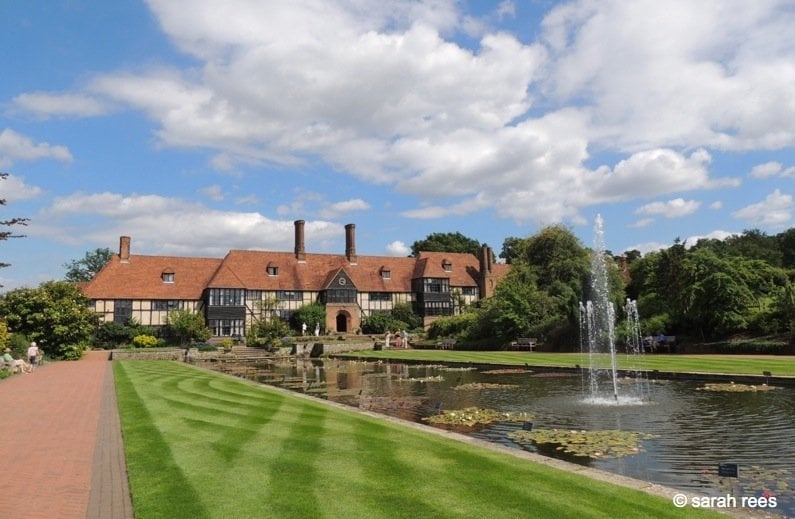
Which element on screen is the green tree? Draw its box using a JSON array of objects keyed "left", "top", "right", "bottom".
[
  {"left": 291, "top": 303, "right": 326, "bottom": 334},
  {"left": 390, "top": 302, "right": 422, "bottom": 330},
  {"left": 0, "top": 281, "right": 96, "bottom": 359},
  {"left": 166, "top": 309, "right": 211, "bottom": 346},
  {"left": 0, "top": 172, "right": 30, "bottom": 277},
  {"left": 777, "top": 227, "right": 795, "bottom": 269},
  {"left": 499, "top": 236, "right": 525, "bottom": 264},
  {"left": 63, "top": 247, "right": 113, "bottom": 282},
  {"left": 410, "top": 232, "right": 483, "bottom": 257}
]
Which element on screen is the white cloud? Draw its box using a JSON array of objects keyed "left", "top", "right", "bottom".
[
  {"left": 685, "top": 230, "right": 738, "bottom": 247},
  {"left": 0, "top": 129, "right": 73, "bottom": 168},
  {"left": 318, "top": 198, "right": 371, "bottom": 219},
  {"left": 386, "top": 240, "right": 410, "bottom": 256},
  {"left": 628, "top": 218, "right": 654, "bottom": 229},
  {"left": 709, "top": 201, "right": 723, "bottom": 210},
  {"left": 635, "top": 198, "right": 701, "bottom": 218},
  {"left": 11, "top": 1, "right": 793, "bottom": 229},
  {"left": 732, "top": 189, "right": 793, "bottom": 227},
  {"left": 541, "top": 0, "right": 795, "bottom": 151},
  {"left": 0, "top": 174, "right": 43, "bottom": 203},
  {"left": 622, "top": 242, "right": 668, "bottom": 255},
  {"left": 34, "top": 191, "right": 343, "bottom": 255},
  {"left": 750, "top": 161, "right": 795, "bottom": 178},
  {"left": 11, "top": 92, "right": 110, "bottom": 118}
]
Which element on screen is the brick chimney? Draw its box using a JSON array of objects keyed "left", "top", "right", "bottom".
[
  {"left": 345, "top": 223, "right": 357, "bottom": 264},
  {"left": 120, "top": 236, "right": 131, "bottom": 263},
  {"left": 294, "top": 220, "right": 306, "bottom": 262},
  {"left": 479, "top": 245, "right": 495, "bottom": 298}
]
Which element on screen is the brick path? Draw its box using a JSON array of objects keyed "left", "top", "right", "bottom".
[{"left": 0, "top": 350, "right": 133, "bottom": 518}]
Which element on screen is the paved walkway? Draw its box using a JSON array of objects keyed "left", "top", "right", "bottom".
[{"left": 0, "top": 350, "right": 133, "bottom": 518}]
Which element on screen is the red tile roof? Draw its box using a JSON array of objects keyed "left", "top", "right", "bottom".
[
  {"left": 81, "top": 254, "right": 222, "bottom": 299},
  {"left": 81, "top": 246, "right": 504, "bottom": 300}
]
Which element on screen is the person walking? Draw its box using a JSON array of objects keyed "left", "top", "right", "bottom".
[{"left": 27, "top": 341, "right": 39, "bottom": 369}]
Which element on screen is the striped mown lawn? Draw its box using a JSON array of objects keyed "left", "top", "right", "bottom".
[
  {"left": 114, "top": 361, "right": 722, "bottom": 518},
  {"left": 337, "top": 350, "right": 795, "bottom": 377}
]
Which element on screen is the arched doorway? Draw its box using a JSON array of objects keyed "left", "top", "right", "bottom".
[{"left": 336, "top": 311, "right": 349, "bottom": 333}]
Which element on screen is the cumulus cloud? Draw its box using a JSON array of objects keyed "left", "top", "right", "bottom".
[
  {"left": 0, "top": 129, "right": 73, "bottom": 168},
  {"left": 732, "top": 189, "right": 793, "bottom": 227},
  {"left": 386, "top": 240, "right": 411, "bottom": 256},
  {"left": 35, "top": 191, "right": 343, "bottom": 255},
  {"left": 0, "top": 174, "right": 43, "bottom": 203},
  {"left": 635, "top": 198, "right": 701, "bottom": 218},
  {"left": 685, "top": 230, "right": 738, "bottom": 246},
  {"left": 750, "top": 161, "right": 795, "bottom": 178},
  {"left": 542, "top": 0, "right": 795, "bottom": 151},
  {"left": 9, "top": 1, "right": 793, "bottom": 228},
  {"left": 318, "top": 198, "right": 371, "bottom": 219}
]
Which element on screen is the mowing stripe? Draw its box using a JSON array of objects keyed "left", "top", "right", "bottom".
[{"left": 113, "top": 362, "right": 210, "bottom": 518}]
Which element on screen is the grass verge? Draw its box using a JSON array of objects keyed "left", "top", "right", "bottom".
[
  {"left": 336, "top": 350, "right": 795, "bottom": 377},
  {"left": 114, "top": 360, "right": 721, "bottom": 518}
]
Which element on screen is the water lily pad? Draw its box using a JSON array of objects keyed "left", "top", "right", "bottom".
[
  {"left": 423, "top": 407, "right": 534, "bottom": 427},
  {"left": 396, "top": 376, "right": 445, "bottom": 383},
  {"left": 453, "top": 382, "right": 518, "bottom": 391},
  {"left": 482, "top": 368, "right": 532, "bottom": 375},
  {"left": 509, "top": 428, "right": 653, "bottom": 459},
  {"left": 697, "top": 382, "right": 780, "bottom": 392}
]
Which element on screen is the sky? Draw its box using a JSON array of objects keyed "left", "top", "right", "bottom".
[{"left": 1, "top": 0, "right": 794, "bottom": 291}]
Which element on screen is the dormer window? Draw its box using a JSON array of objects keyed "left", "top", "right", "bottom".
[
  {"left": 267, "top": 262, "right": 279, "bottom": 276},
  {"left": 161, "top": 269, "right": 175, "bottom": 283},
  {"left": 380, "top": 267, "right": 391, "bottom": 280},
  {"left": 442, "top": 259, "right": 452, "bottom": 272}
]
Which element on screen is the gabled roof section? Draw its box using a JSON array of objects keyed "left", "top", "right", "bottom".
[
  {"left": 81, "top": 254, "right": 223, "bottom": 300},
  {"left": 322, "top": 267, "right": 355, "bottom": 290},
  {"left": 207, "top": 250, "right": 418, "bottom": 293},
  {"left": 413, "top": 251, "right": 481, "bottom": 286}
]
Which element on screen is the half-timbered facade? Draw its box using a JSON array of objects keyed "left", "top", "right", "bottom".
[{"left": 81, "top": 221, "right": 509, "bottom": 338}]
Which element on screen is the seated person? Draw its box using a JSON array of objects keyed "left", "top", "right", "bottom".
[{"left": 3, "top": 348, "right": 32, "bottom": 374}]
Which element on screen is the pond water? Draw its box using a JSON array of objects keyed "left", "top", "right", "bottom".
[{"left": 203, "top": 357, "right": 795, "bottom": 517}]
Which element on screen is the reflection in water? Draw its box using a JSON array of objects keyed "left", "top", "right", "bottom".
[{"left": 204, "top": 357, "right": 795, "bottom": 517}]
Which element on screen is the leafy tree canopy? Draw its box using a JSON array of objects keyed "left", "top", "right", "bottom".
[
  {"left": 166, "top": 309, "right": 211, "bottom": 346},
  {"left": 63, "top": 247, "right": 113, "bottom": 282},
  {"left": 410, "top": 232, "right": 483, "bottom": 257},
  {"left": 0, "top": 280, "right": 96, "bottom": 359}
]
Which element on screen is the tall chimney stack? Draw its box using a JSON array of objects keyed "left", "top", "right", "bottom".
[
  {"left": 294, "top": 220, "right": 306, "bottom": 261},
  {"left": 345, "top": 223, "right": 357, "bottom": 264},
  {"left": 120, "top": 236, "right": 131, "bottom": 263}
]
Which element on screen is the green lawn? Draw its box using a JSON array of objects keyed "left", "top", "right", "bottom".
[
  {"left": 114, "top": 360, "right": 721, "bottom": 519},
  {"left": 336, "top": 350, "right": 795, "bottom": 377}
]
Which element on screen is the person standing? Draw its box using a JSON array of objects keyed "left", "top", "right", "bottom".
[
  {"left": 314, "top": 322, "right": 320, "bottom": 337},
  {"left": 302, "top": 322, "right": 307, "bottom": 336},
  {"left": 27, "top": 341, "right": 39, "bottom": 369}
]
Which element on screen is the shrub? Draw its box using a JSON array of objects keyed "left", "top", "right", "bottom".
[
  {"left": 196, "top": 343, "right": 217, "bottom": 352},
  {"left": 248, "top": 319, "right": 291, "bottom": 348},
  {"left": 427, "top": 313, "right": 478, "bottom": 340},
  {"left": 133, "top": 334, "right": 159, "bottom": 348}
]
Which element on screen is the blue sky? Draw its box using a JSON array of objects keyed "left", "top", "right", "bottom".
[{"left": 1, "top": 0, "right": 794, "bottom": 290}]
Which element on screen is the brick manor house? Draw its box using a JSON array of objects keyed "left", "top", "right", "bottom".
[{"left": 81, "top": 220, "right": 510, "bottom": 338}]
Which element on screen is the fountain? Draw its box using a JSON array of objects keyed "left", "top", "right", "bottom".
[{"left": 579, "top": 215, "right": 647, "bottom": 405}]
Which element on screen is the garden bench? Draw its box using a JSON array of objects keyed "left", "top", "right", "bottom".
[
  {"left": 437, "top": 339, "right": 456, "bottom": 350},
  {"left": 510, "top": 338, "right": 537, "bottom": 351}
]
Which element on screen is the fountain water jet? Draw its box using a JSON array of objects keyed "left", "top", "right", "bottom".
[{"left": 579, "top": 215, "right": 647, "bottom": 405}]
